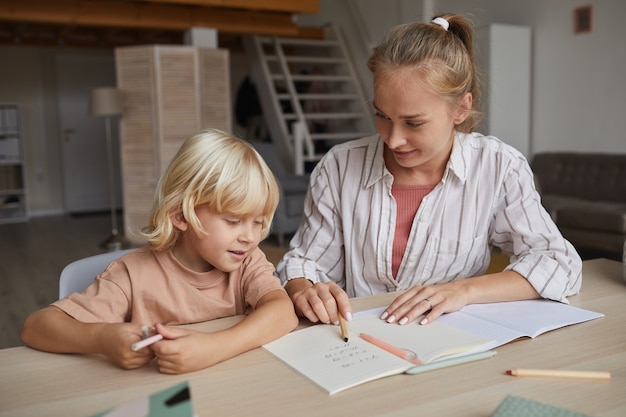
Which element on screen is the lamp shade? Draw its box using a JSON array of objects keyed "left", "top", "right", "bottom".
[{"left": 90, "top": 87, "right": 121, "bottom": 116}]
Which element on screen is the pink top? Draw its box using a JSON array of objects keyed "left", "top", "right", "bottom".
[
  {"left": 391, "top": 184, "right": 436, "bottom": 278},
  {"left": 53, "top": 247, "right": 284, "bottom": 325}
]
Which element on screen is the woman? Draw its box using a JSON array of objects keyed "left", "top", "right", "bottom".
[{"left": 276, "top": 14, "right": 581, "bottom": 327}]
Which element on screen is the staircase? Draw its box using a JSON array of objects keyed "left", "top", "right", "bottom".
[{"left": 243, "top": 24, "right": 375, "bottom": 175}]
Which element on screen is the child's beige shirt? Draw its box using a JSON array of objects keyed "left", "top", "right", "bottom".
[{"left": 53, "top": 247, "right": 284, "bottom": 325}]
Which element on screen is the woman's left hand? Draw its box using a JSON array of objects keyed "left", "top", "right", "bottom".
[
  {"left": 382, "top": 270, "right": 540, "bottom": 325},
  {"left": 381, "top": 281, "right": 469, "bottom": 325}
]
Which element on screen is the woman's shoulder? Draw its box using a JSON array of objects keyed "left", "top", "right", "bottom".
[
  {"left": 316, "top": 134, "right": 382, "bottom": 175},
  {"left": 324, "top": 134, "right": 378, "bottom": 157},
  {"left": 459, "top": 131, "right": 528, "bottom": 162}
]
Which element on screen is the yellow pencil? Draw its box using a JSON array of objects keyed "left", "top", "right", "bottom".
[
  {"left": 506, "top": 368, "right": 611, "bottom": 380},
  {"left": 338, "top": 315, "right": 349, "bottom": 342}
]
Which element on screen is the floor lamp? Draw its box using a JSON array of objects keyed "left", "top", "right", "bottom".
[{"left": 90, "top": 87, "right": 128, "bottom": 251}]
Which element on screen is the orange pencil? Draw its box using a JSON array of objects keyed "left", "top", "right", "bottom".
[
  {"left": 506, "top": 368, "right": 611, "bottom": 380},
  {"left": 360, "top": 333, "right": 422, "bottom": 365}
]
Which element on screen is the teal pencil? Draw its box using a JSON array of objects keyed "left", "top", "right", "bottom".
[{"left": 404, "top": 350, "right": 497, "bottom": 375}]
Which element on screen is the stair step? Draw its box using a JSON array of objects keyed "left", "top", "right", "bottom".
[
  {"left": 245, "top": 24, "right": 375, "bottom": 175},
  {"left": 310, "top": 132, "right": 370, "bottom": 140},
  {"left": 271, "top": 74, "right": 353, "bottom": 82},
  {"left": 305, "top": 112, "right": 366, "bottom": 120},
  {"left": 265, "top": 56, "right": 345, "bottom": 64},
  {"left": 258, "top": 36, "right": 339, "bottom": 48},
  {"left": 283, "top": 112, "right": 366, "bottom": 121},
  {"left": 276, "top": 93, "right": 360, "bottom": 100}
]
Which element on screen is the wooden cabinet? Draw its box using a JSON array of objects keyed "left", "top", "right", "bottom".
[
  {"left": 115, "top": 45, "right": 231, "bottom": 244},
  {"left": 0, "top": 104, "right": 28, "bottom": 223}
]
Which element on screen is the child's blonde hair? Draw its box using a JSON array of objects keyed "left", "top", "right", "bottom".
[{"left": 142, "top": 129, "right": 280, "bottom": 251}]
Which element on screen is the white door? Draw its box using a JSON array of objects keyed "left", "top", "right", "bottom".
[{"left": 56, "top": 51, "right": 122, "bottom": 213}]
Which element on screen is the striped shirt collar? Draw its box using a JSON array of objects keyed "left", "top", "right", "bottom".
[{"left": 364, "top": 131, "right": 469, "bottom": 188}]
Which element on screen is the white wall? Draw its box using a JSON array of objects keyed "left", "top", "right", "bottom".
[
  {"left": 1, "top": 0, "right": 624, "bottom": 215},
  {"left": 305, "top": 0, "right": 626, "bottom": 156},
  {"left": 0, "top": 46, "right": 244, "bottom": 217},
  {"left": 438, "top": 0, "right": 626, "bottom": 155},
  {"left": 0, "top": 47, "right": 66, "bottom": 215}
]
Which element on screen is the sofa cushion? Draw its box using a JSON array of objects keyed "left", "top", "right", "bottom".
[
  {"left": 539, "top": 195, "right": 583, "bottom": 221},
  {"left": 557, "top": 201, "right": 626, "bottom": 234},
  {"left": 532, "top": 152, "right": 626, "bottom": 203},
  {"left": 558, "top": 227, "right": 626, "bottom": 254}
]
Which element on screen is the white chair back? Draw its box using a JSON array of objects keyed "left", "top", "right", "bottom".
[{"left": 58, "top": 249, "right": 135, "bottom": 299}]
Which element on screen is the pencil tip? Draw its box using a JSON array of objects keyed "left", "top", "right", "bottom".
[
  {"left": 505, "top": 369, "right": 512, "bottom": 375},
  {"left": 344, "top": 337, "right": 349, "bottom": 342}
]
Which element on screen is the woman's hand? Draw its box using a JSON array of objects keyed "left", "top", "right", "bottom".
[
  {"left": 382, "top": 271, "right": 540, "bottom": 325},
  {"left": 381, "top": 281, "right": 470, "bottom": 325},
  {"left": 285, "top": 279, "right": 352, "bottom": 324}
]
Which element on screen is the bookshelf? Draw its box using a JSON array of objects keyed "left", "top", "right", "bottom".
[{"left": 0, "top": 104, "right": 28, "bottom": 223}]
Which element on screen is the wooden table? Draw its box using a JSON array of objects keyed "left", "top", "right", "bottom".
[{"left": 1, "top": 259, "right": 625, "bottom": 417}]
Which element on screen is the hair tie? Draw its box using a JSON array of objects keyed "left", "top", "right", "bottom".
[{"left": 431, "top": 17, "right": 449, "bottom": 31}]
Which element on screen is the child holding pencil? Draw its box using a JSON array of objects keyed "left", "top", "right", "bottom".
[{"left": 21, "top": 129, "right": 298, "bottom": 374}]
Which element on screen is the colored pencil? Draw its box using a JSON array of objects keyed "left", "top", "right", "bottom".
[
  {"left": 360, "top": 332, "right": 422, "bottom": 365},
  {"left": 131, "top": 333, "right": 163, "bottom": 351},
  {"left": 506, "top": 368, "right": 611, "bottom": 380},
  {"left": 339, "top": 315, "right": 349, "bottom": 342}
]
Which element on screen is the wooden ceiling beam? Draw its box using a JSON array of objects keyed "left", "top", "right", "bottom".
[
  {"left": 132, "top": 0, "right": 319, "bottom": 14},
  {"left": 0, "top": 0, "right": 318, "bottom": 37}
]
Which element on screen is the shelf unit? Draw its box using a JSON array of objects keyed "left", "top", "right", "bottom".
[
  {"left": 115, "top": 45, "right": 231, "bottom": 244},
  {"left": 0, "top": 104, "right": 28, "bottom": 223}
]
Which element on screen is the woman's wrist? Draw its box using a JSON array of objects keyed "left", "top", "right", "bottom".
[{"left": 284, "top": 277, "right": 314, "bottom": 299}]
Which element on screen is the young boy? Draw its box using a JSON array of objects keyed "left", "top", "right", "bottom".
[{"left": 21, "top": 129, "right": 298, "bottom": 374}]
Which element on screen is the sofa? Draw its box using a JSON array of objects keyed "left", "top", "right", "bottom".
[{"left": 531, "top": 152, "right": 626, "bottom": 256}]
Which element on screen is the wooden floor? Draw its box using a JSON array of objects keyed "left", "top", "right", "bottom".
[{"left": 0, "top": 212, "right": 289, "bottom": 349}]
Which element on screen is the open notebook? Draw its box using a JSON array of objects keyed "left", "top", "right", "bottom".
[
  {"left": 264, "top": 313, "right": 493, "bottom": 395},
  {"left": 264, "top": 299, "right": 603, "bottom": 395}
]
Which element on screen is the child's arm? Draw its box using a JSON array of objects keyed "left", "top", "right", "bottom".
[
  {"left": 21, "top": 306, "right": 155, "bottom": 369},
  {"left": 149, "top": 289, "right": 298, "bottom": 374}
]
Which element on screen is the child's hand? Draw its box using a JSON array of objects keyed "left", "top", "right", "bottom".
[
  {"left": 150, "top": 323, "right": 218, "bottom": 374},
  {"left": 97, "top": 323, "right": 155, "bottom": 369}
]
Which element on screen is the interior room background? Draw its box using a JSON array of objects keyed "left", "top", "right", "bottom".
[
  {"left": 1, "top": 0, "right": 624, "bottom": 351},
  {"left": 0, "top": 0, "right": 624, "bottom": 219}
]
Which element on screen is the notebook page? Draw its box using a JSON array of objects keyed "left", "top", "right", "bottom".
[
  {"left": 263, "top": 324, "right": 413, "bottom": 395},
  {"left": 437, "top": 311, "right": 522, "bottom": 351},
  {"left": 349, "top": 315, "right": 494, "bottom": 363},
  {"left": 450, "top": 299, "right": 604, "bottom": 338}
]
